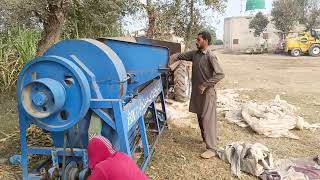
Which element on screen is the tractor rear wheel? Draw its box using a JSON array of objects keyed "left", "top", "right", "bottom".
[
  {"left": 291, "top": 48, "right": 301, "bottom": 57},
  {"left": 174, "top": 62, "right": 191, "bottom": 102},
  {"left": 309, "top": 44, "right": 320, "bottom": 57}
]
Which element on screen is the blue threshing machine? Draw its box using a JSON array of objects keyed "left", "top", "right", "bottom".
[{"left": 17, "top": 38, "right": 169, "bottom": 179}]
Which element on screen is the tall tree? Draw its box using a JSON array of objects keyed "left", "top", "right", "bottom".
[
  {"left": 64, "top": 0, "right": 137, "bottom": 39},
  {"left": 183, "top": 0, "right": 226, "bottom": 47},
  {"left": 1, "top": 0, "right": 139, "bottom": 55},
  {"left": 185, "top": 0, "right": 195, "bottom": 47},
  {"left": 146, "top": 0, "right": 156, "bottom": 38},
  {"left": 0, "top": 0, "right": 69, "bottom": 56},
  {"left": 142, "top": 0, "right": 226, "bottom": 47},
  {"left": 249, "top": 12, "right": 269, "bottom": 37},
  {"left": 298, "top": 0, "right": 320, "bottom": 30},
  {"left": 271, "top": 0, "right": 300, "bottom": 36},
  {"left": 36, "top": 0, "right": 69, "bottom": 56}
]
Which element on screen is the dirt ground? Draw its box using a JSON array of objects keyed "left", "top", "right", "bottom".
[{"left": 1, "top": 51, "right": 320, "bottom": 179}]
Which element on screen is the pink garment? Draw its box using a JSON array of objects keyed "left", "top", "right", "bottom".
[
  {"left": 291, "top": 166, "right": 320, "bottom": 180},
  {"left": 88, "top": 135, "right": 149, "bottom": 180}
]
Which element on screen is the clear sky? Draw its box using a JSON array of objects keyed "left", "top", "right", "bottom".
[{"left": 123, "top": 0, "right": 274, "bottom": 39}]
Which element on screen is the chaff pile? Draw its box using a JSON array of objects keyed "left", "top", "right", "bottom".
[
  {"left": 217, "top": 89, "right": 244, "bottom": 113},
  {"left": 162, "top": 99, "right": 197, "bottom": 129},
  {"left": 26, "top": 125, "right": 52, "bottom": 147},
  {"left": 0, "top": 125, "right": 52, "bottom": 147},
  {"left": 0, "top": 164, "right": 20, "bottom": 180},
  {"left": 217, "top": 89, "right": 248, "bottom": 127}
]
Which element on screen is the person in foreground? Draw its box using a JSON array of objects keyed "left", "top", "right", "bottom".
[
  {"left": 170, "top": 31, "right": 225, "bottom": 159},
  {"left": 88, "top": 135, "right": 149, "bottom": 180}
]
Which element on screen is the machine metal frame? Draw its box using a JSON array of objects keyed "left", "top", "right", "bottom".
[{"left": 17, "top": 39, "right": 168, "bottom": 179}]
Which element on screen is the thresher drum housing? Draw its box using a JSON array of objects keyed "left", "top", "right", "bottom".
[{"left": 17, "top": 38, "right": 169, "bottom": 179}]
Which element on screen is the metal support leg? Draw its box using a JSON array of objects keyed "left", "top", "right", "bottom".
[
  {"left": 82, "top": 151, "right": 88, "bottom": 169},
  {"left": 138, "top": 116, "right": 150, "bottom": 159},
  {"left": 112, "top": 102, "right": 131, "bottom": 156},
  {"left": 51, "top": 150, "right": 59, "bottom": 168},
  {"left": 19, "top": 112, "right": 29, "bottom": 179},
  {"left": 151, "top": 102, "right": 160, "bottom": 134},
  {"left": 160, "top": 91, "right": 167, "bottom": 121}
]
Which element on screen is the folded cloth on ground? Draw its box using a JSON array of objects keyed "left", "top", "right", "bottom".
[{"left": 217, "top": 142, "right": 273, "bottom": 177}]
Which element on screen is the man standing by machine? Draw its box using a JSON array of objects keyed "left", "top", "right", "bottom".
[{"left": 170, "top": 31, "right": 225, "bottom": 159}]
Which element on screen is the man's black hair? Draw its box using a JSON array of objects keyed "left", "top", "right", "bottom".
[{"left": 198, "top": 31, "right": 212, "bottom": 45}]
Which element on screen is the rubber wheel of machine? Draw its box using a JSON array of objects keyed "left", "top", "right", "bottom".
[
  {"left": 309, "top": 44, "right": 320, "bottom": 57},
  {"left": 291, "top": 48, "right": 301, "bottom": 57},
  {"left": 174, "top": 62, "right": 191, "bottom": 102}
]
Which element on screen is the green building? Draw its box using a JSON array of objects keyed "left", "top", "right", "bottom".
[{"left": 245, "top": 0, "right": 266, "bottom": 11}]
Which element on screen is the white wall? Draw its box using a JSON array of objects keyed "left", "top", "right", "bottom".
[
  {"left": 224, "top": 16, "right": 257, "bottom": 51},
  {"left": 223, "top": 16, "right": 305, "bottom": 52}
]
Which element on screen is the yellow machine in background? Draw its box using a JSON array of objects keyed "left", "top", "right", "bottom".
[{"left": 285, "top": 29, "right": 320, "bottom": 57}]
